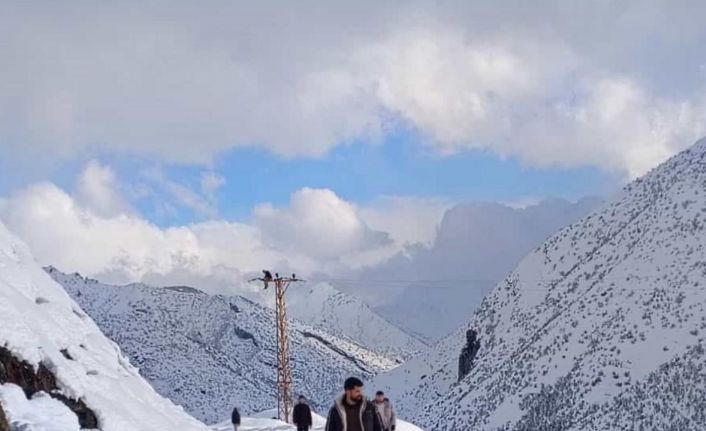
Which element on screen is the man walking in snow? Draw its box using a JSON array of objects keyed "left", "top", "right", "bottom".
[
  {"left": 293, "top": 395, "right": 313, "bottom": 431},
  {"left": 231, "top": 406, "right": 241, "bottom": 431},
  {"left": 373, "top": 391, "right": 396, "bottom": 431},
  {"left": 325, "top": 377, "right": 382, "bottom": 431}
]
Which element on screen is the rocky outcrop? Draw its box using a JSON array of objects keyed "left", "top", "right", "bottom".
[
  {"left": 458, "top": 329, "right": 481, "bottom": 381},
  {"left": 0, "top": 346, "right": 99, "bottom": 428},
  {"left": 0, "top": 402, "right": 9, "bottom": 431}
]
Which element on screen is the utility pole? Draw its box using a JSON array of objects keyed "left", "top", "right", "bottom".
[{"left": 249, "top": 271, "right": 303, "bottom": 423}]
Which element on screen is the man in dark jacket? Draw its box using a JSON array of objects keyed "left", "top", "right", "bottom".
[
  {"left": 325, "top": 377, "right": 382, "bottom": 431},
  {"left": 293, "top": 395, "right": 313, "bottom": 431},
  {"left": 231, "top": 406, "right": 241, "bottom": 431}
]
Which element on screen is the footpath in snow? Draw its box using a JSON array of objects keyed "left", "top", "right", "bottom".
[{"left": 210, "top": 409, "right": 424, "bottom": 431}]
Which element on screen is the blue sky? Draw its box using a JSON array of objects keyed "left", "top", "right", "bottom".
[
  {"left": 156, "top": 132, "right": 619, "bottom": 225},
  {"left": 1, "top": 1, "right": 705, "bottom": 290},
  {"left": 2, "top": 128, "right": 620, "bottom": 227}
]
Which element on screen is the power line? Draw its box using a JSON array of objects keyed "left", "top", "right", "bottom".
[{"left": 308, "top": 276, "right": 706, "bottom": 291}]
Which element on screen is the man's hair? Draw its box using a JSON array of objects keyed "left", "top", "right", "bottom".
[
  {"left": 344, "top": 377, "right": 364, "bottom": 390},
  {"left": 299, "top": 395, "right": 306, "bottom": 399},
  {"left": 376, "top": 391, "right": 384, "bottom": 396}
]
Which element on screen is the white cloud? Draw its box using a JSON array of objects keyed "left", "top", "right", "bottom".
[
  {"left": 0, "top": 159, "right": 604, "bottom": 322},
  {"left": 254, "top": 188, "right": 391, "bottom": 261},
  {"left": 138, "top": 167, "right": 222, "bottom": 219},
  {"left": 74, "top": 160, "right": 131, "bottom": 217},
  {"left": 200, "top": 171, "right": 225, "bottom": 202},
  {"left": 1, "top": 2, "right": 706, "bottom": 177},
  {"left": 0, "top": 181, "right": 299, "bottom": 296},
  {"left": 354, "top": 196, "right": 451, "bottom": 266},
  {"left": 0, "top": 168, "right": 445, "bottom": 295}
]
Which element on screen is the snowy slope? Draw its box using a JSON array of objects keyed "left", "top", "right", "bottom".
[
  {"left": 48, "top": 269, "right": 398, "bottom": 425},
  {"left": 287, "top": 282, "right": 426, "bottom": 361},
  {"left": 0, "top": 221, "right": 210, "bottom": 431},
  {"left": 376, "top": 138, "right": 706, "bottom": 430}
]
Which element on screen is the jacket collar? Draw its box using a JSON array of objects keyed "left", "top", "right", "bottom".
[{"left": 335, "top": 394, "right": 368, "bottom": 430}]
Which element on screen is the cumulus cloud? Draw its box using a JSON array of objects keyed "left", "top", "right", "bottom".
[
  {"left": 254, "top": 188, "right": 391, "bottom": 261},
  {"left": 0, "top": 179, "right": 312, "bottom": 297},
  {"left": 1, "top": 1, "right": 705, "bottom": 177},
  {"left": 74, "top": 160, "right": 131, "bottom": 217},
  {"left": 0, "top": 165, "right": 441, "bottom": 296},
  {"left": 353, "top": 196, "right": 452, "bottom": 267}
]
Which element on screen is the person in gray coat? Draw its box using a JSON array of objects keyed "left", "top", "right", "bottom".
[{"left": 372, "top": 391, "right": 396, "bottom": 431}]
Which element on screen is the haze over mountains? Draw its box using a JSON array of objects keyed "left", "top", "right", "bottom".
[{"left": 361, "top": 198, "right": 601, "bottom": 340}]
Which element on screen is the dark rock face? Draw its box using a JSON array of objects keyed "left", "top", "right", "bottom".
[
  {"left": 0, "top": 346, "right": 99, "bottom": 428},
  {"left": 458, "top": 329, "right": 481, "bottom": 381},
  {"left": 0, "top": 403, "right": 9, "bottom": 431}
]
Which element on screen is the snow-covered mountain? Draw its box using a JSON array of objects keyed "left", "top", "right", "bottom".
[
  {"left": 375, "top": 138, "right": 706, "bottom": 430},
  {"left": 48, "top": 269, "right": 398, "bottom": 425},
  {"left": 287, "top": 282, "right": 426, "bottom": 361},
  {"left": 367, "top": 198, "right": 600, "bottom": 341},
  {"left": 0, "top": 221, "right": 210, "bottom": 431}
]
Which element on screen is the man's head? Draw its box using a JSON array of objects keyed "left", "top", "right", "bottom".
[
  {"left": 375, "top": 391, "right": 385, "bottom": 402},
  {"left": 344, "top": 377, "right": 364, "bottom": 403},
  {"left": 298, "top": 395, "right": 306, "bottom": 403}
]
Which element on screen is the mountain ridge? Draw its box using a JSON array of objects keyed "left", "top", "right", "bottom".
[
  {"left": 48, "top": 268, "right": 398, "bottom": 424},
  {"left": 376, "top": 138, "right": 706, "bottom": 430}
]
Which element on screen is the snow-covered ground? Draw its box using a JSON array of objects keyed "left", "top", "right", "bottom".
[
  {"left": 0, "top": 221, "right": 210, "bottom": 430},
  {"left": 0, "top": 383, "right": 81, "bottom": 431},
  {"left": 210, "top": 409, "right": 424, "bottom": 431}
]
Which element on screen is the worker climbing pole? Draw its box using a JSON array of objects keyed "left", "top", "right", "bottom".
[{"left": 249, "top": 271, "right": 303, "bottom": 422}]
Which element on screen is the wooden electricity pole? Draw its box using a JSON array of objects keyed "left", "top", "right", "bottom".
[{"left": 250, "top": 271, "right": 303, "bottom": 423}]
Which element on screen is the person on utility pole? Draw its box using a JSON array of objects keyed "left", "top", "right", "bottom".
[{"left": 325, "top": 377, "right": 382, "bottom": 431}]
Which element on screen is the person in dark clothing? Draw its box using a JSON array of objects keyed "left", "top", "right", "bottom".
[
  {"left": 293, "top": 395, "right": 313, "bottom": 431},
  {"left": 231, "top": 406, "right": 241, "bottom": 431},
  {"left": 373, "top": 391, "right": 396, "bottom": 431},
  {"left": 325, "top": 377, "right": 382, "bottom": 431},
  {"left": 262, "top": 270, "right": 273, "bottom": 289}
]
